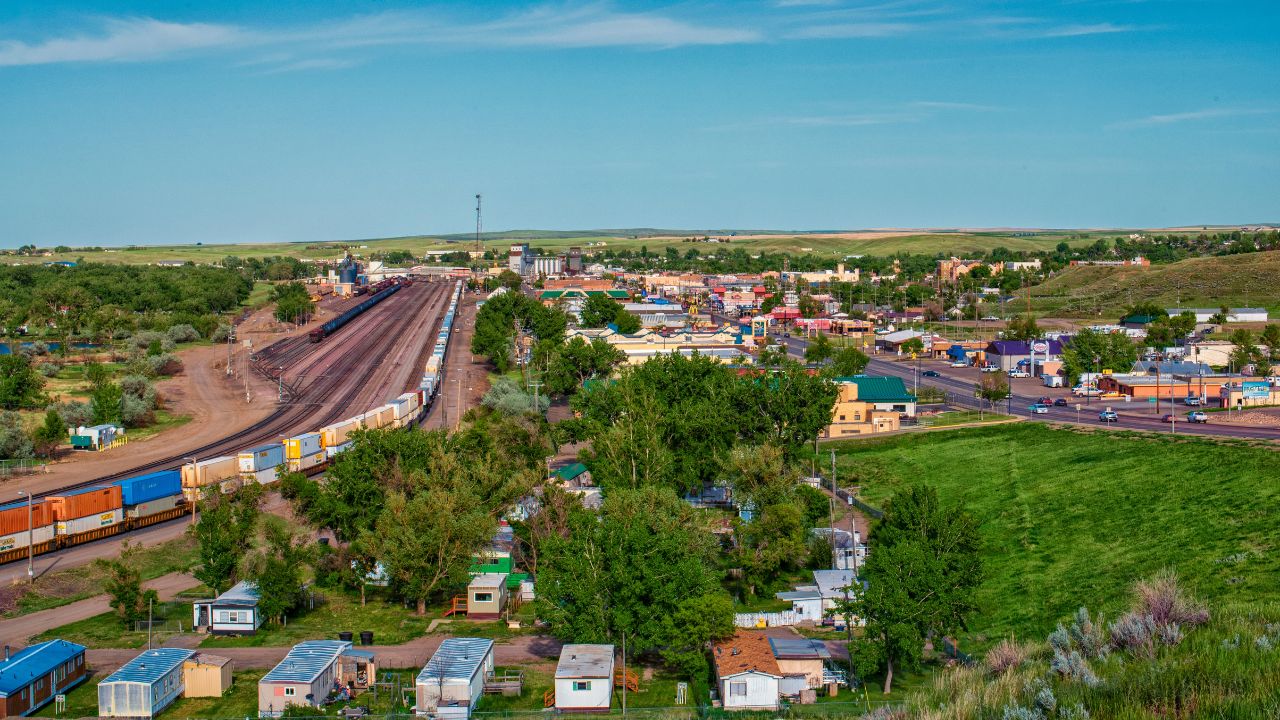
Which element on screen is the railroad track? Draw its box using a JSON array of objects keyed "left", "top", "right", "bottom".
[{"left": 31, "top": 282, "right": 451, "bottom": 500}]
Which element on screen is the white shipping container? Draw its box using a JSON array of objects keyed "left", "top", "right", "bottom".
[
  {"left": 0, "top": 525, "right": 56, "bottom": 552},
  {"left": 376, "top": 405, "right": 396, "bottom": 427},
  {"left": 288, "top": 452, "right": 327, "bottom": 473},
  {"left": 242, "top": 466, "right": 279, "bottom": 485},
  {"left": 127, "top": 494, "right": 184, "bottom": 519},
  {"left": 57, "top": 509, "right": 124, "bottom": 536},
  {"left": 182, "top": 456, "right": 239, "bottom": 488},
  {"left": 326, "top": 440, "right": 354, "bottom": 459},
  {"left": 320, "top": 418, "right": 360, "bottom": 447}
]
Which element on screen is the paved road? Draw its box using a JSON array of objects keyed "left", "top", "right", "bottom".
[{"left": 713, "top": 314, "right": 1280, "bottom": 441}]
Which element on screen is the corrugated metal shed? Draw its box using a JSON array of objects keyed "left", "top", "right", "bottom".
[
  {"left": 0, "top": 640, "right": 85, "bottom": 697},
  {"left": 416, "top": 638, "right": 494, "bottom": 683},
  {"left": 262, "top": 641, "right": 351, "bottom": 684},
  {"left": 101, "top": 649, "right": 195, "bottom": 685}
]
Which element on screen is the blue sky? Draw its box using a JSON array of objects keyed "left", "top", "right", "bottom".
[{"left": 1, "top": 1, "right": 1277, "bottom": 246}]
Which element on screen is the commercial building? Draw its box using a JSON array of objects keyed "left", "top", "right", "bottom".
[
  {"left": 823, "top": 378, "right": 908, "bottom": 438},
  {"left": 414, "top": 638, "right": 495, "bottom": 719},
  {"left": 983, "top": 339, "right": 1064, "bottom": 373},
  {"left": 1095, "top": 373, "right": 1251, "bottom": 402},
  {"left": 565, "top": 327, "right": 749, "bottom": 365},
  {"left": 258, "top": 641, "right": 376, "bottom": 717},
  {"left": 552, "top": 645, "right": 614, "bottom": 712},
  {"left": 622, "top": 303, "right": 688, "bottom": 328},
  {"left": 97, "top": 648, "right": 195, "bottom": 718},
  {"left": 0, "top": 640, "right": 88, "bottom": 718},
  {"left": 712, "top": 631, "right": 781, "bottom": 711},
  {"left": 1166, "top": 308, "right": 1269, "bottom": 323},
  {"left": 1219, "top": 380, "right": 1280, "bottom": 409}
]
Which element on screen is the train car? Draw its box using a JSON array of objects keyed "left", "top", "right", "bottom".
[
  {"left": 238, "top": 443, "right": 285, "bottom": 484},
  {"left": 284, "top": 432, "right": 326, "bottom": 473},
  {"left": 47, "top": 486, "right": 125, "bottom": 546},
  {"left": 116, "top": 469, "right": 190, "bottom": 528},
  {"left": 0, "top": 499, "right": 57, "bottom": 563},
  {"left": 181, "top": 456, "right": 239, "bottom": 501},
  {"left": 308, "top": 283, "right": 402, "bottom": 342},
  {"left": 319, "top": 418, "right": 360, "bottom": 448}
]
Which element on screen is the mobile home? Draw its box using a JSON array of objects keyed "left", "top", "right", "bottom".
[
  {"left": 414, "top": 638, "right": 495, "bottom": 718},
  {"left": 552, "top": 645, "right": 614, "bottom": 713},
  {"left": 0, "top": 640, "right": 88, "bottom": 718},
  {"left": 192, "top": 581, "right": 261, "bottom": 635},
  {"left": 97, "top": 649, "right": 195, "bottom": 718}
]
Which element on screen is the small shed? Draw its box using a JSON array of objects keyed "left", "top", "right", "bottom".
[
  {"left": 97, "top": 648, "right": 195, "bottom": 718},
  {"left": 259, "top": 641, "right": 354, "bottom": 717},
  {"left": 553, "top": 644, "right": 614, "bottom": 712},
  {"left": 769, "top": 638, "right": 830, "bottom": 691},
  {"left": 414, "top": 638, "right": 495, "bottom": 718},
  {"left": 712, "top": 631, "right": 781, "bottom": 711},
  {"left": 193, "top": 580, "right": 261, "bottom": 635},
  {"left": 0, "top": 639, "right": 88, "bottom": 719},
  {"left": 182, "top": 653, "right": 232, "bottom": 698},
  {"left": 466, "top": 574, "right": 508, "bottom": 620}
]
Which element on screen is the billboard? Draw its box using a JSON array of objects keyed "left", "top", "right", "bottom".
[{"left": 1243, "top": 381, "right": 1270, "bottom": 400}]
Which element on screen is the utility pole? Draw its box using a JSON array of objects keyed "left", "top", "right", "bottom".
[
  {"left": 19, "top": 491, "right": 33, "bottom": 584},
  {"left": 147, "top": 596, "right": 153, "bottom": 649},
  {"left": 475, "top": 193, "right": 483, "bottom": 260},
  {"left": 277, "top": 366, "right": 284, "bottom": 403},
  {"left": 829, "top": 450, "right": 837, "bottom": 570},
  {"left": 621, "top": 633, "right": 627, "bottom": 718}
]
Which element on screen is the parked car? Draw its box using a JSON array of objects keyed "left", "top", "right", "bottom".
[
  {"left": 1099, "top": 409, "right": 1119, "bottom": 422},
  {"left": 1184, "top": 396, "right": 1202, "bottom": 406},
  {"left": 1099, "top": 391, "right": 1125, "bottom": 399},
  {"left": 922, "top": 370, "right": 941, "bottom": 377},
  {"left": 1188, "top": 411, "right": 1209, "bottom": 423},
  {"left": 1053, "top": 398, "right": 1069, "bottom": 407},
  {"left": 1008, "top": 370, "right": 1031, "bottom": 378},
  {"left": 950, "top": 361, "right": 969, "bottom": 368},
  {"left": 1029, "top": 404, "right": 1050, "bottom": 414},
  {"left": 1072, "top": 386, "right": 1101, "bottom": 397},
  {"left": 981, "top": 365, "right": 1001, "bottom": 373}
]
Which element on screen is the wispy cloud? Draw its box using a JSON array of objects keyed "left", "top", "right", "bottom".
[
  {"left": 911, "top": 100, "right": 1003, "bottom": 111},
  {"left": 259, "top": 58, "right": 359, "bottom": 74},
  {"left": 0, "top": 5, "right": 761, "bottom": 69},
  {"left": 707, "top": 98, "right": 995, "bottom": 131},
  {"left": 0, "top": 17, "right": 241, "bottom": 67},
  {"left": 1110, "top": 107, "right": 1274, "bottom": 129},
  {"left": 1035, "top": 22, "right": 1134, "bottom": 38},
  {"left": 786, "top": 22, "right": 915, "bottom": 39}
]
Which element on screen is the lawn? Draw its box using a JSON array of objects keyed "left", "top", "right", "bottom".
[
  {"left": 917, "top": 410, "right": 1015, "bottom": 428},
  {"left": 200, "top": 590, "right": 433, "bottom": 649},
  {"left": 3, "top": 535, "right": 198, "bottom": 618},
  {"left": 827, "top": 423, "right": 1280, "bottom": 651}
]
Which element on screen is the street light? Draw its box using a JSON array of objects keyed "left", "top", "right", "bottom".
[{"left": 17, "top": 491, "right": 32, "bottom": 584}]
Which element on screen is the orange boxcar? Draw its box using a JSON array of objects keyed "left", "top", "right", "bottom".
[
  {"left": 47, "top": 486, "right": 123, "bottom": 521},
  {"left": 0, "top": 501, "right": 56, "bottom": 535}
]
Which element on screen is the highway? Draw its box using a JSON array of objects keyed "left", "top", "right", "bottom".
[{"left": 712, "top": 314, "right": 1280, "bottom": 441}]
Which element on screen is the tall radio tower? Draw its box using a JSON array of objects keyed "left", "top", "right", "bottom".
[{"left": 474, "top": 193, "right": 483, "bottom": 258}]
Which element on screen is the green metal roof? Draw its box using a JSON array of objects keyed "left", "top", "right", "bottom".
[
  {"left": 554, "top": 462, "right": 589, "bottom": 481},
  {"left": 539, "top": 290, "right": 566, "bottom": 299},
  {"left": 833, "top": 375, "right": 917, "bottom": 403}
]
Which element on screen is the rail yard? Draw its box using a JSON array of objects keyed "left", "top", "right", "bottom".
[{"left": 0, "top": 279, "right": 465, "bottom": 569}]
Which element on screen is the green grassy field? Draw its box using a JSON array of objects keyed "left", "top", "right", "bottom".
[
  {"left": 6, "top": 229, "right": 1106, "bottom": 266},
  {"left": 829, "top": 424, "right": 1280, "bottom": 650},
  {"left": 1030, "top": 250, "right": 1280, "bottom": 319}
]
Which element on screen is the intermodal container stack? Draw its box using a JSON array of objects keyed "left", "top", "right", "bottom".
[
  {"left": 238, "top": 443, "right": 285, "bottom": 484},
  {"left": 319, "top": 418, "right": 360, "bottom": 448},
  {"left": 47, "top": 486, "right": 124, "bottom": 542},
  {"left": 0, "top": 500, "right": 57, "bottom": 556},
  {"left": 181, "top": 456, "right": 240, "bottom": 500},
  {"left": 284, "top": 432, "right": 326, "bottom": 473}
]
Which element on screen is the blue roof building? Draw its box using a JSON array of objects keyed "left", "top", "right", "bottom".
[
  {"left": 97, "top": 648, "right": 195, "bottom": 718},
  {"left": 0, "top": 639, "right": 87, "bottom": 718},
  {"left": 259, "top": 641, "right": 376, "bottom": 717}
]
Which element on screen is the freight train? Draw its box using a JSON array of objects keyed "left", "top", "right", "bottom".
[
  {"left": 1, "top": 281, "right": 466, "bottom": 567},
  {"left": 308, "top": 279, "right": 403, "bottom": 342}
]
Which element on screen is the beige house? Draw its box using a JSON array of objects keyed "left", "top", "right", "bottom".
[
  {"left": 824, "top": 379, "right": 906, "bottom": 438},
  {"left": 467, "top": 574, "right": 508, "bottom": 620},
  {"left": 182, "top": 654, "right": 233, "bottom": 698}
]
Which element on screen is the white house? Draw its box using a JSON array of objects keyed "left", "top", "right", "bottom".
[
  {"left": 712, "top": 630, "right": 781, "bottom": 711},
  {"left": 553, "top": 644, "right": 614, "bottom": 712},
  {"left": 414, "top": 638, "right": 494, "bottom": 719},
  {"left": 97, "top": 649, "right": 196, "bottom": 719},
  {"left": 192, "top": 581, "right": 261, "bottom": 635}
]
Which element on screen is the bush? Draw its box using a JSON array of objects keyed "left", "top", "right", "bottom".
[
  {"left": 53, "top": 400, "right": 93, "bottom": 428},
  {"left": 1109, "top": 612, "right": 1156, "bottom": 656},
  {"left": 166, "top": 324, "right": 200, "bottom": 344},
  {"left": 986, "top": 638, "right": 1030, "bottom": 675},
  {"left": 1067, "top": 607, "right": 1108, "bottom": 659},
  {"left": 0, "top": 411, "right": 35, "bottom": 460},
  {"left": 147, "top": 353, "right": 183, "bottom": 377},
  {"left": 119, "top": 375, "right": 155, "bottom": 404},
  {"left": 131, "top": 331, "right": 175, "bottom": 354},
  {"left": 1133, "top": 570, "right": 1208, "bottom": 628},
  {"left": 120, "top": 394, "right": 154, "bottom": 427},
  {"left": 37, "top": 362, "right": 60, "bottom": 378},
  {"left": 1049, "top": 648, "right": 1100, "bottom": 686},
  {"left": 210, "top": 324, "right": 234, "bottom": 343}
]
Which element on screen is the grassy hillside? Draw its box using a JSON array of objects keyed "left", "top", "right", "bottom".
[
  {"left": 5, "top": 230, "right": 1102, "bottom": 265},
  {"left": 833, "top": 424, "right": 1279, "bottom": 650},
  {"left": 1030, "top": 251, "right": 1280, "bottom": 318}
]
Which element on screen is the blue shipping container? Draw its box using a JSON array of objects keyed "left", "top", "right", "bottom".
[{"left": 117, "top": 469, "right": 182, "bottom": 506}]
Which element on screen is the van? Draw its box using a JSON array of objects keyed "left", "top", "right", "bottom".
[{"left": 1184, "top": 396, "right": 1202, "bottom": 406}]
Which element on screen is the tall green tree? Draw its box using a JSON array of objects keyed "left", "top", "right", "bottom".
[
  {"left": 1060, "top": 328, "right": 1137, "bottom": 381},
  {"left": 849, "top": 485, "right": 981, "bottom": 694},
  {"left": 361, "top": 487, "right": 495, "bottom": 614},
  {"left": 1003, "top": 314, "right": 1043, "bottom": 341},
  {"left": 98, "top": 542, "right": 159, "bottom": 629},
  {"left": 828, "top": 346, "right": 870, "bottom": 376},
  {"left": 536, "top": 486, "right": 734, "bottom": 676},
  {"left": 804, "top": 332, "right": 835, "bottom": 364},
  {"left": 976, "top": 372, "right": 1010, "bottom": 410},
  {"left": 542, "top": 337, "right": 625, "bottom": 396},
  {"left": 0, "top": 355, "right": 46, "bottom": 410},
  {"left": 191, "top": 485, "right": 262, "bottom": 594},
  {"left": 32, "top": 408, "right": 65, "bottom": 457},
  {"left": 242, "top": 516, "right": 310, "bottom": 625},
  {"left": 581, "top": 294, "right": 626, "bottom": 328}
]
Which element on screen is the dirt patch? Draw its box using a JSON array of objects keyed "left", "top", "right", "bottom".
[{"left": 1211, "top": 410, "right": 1280, "bottom": 427}]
